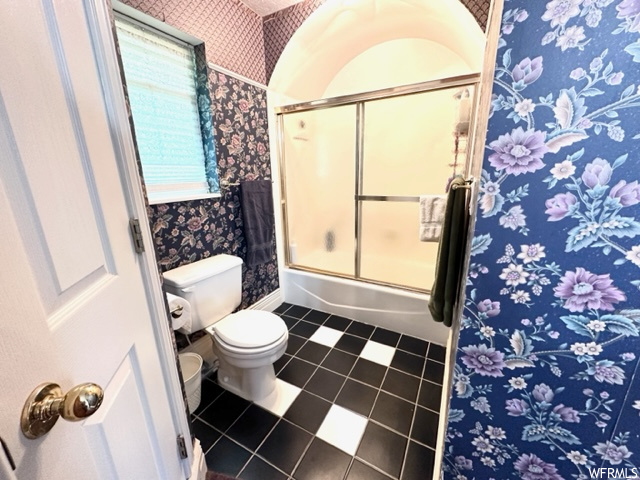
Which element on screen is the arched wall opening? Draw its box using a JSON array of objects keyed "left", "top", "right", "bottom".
[
  {"left": 268, "top": 0, "right": 486, "bottom": 101},
  {"left": 267, "top": 0, "right": 487, "bottom": 344}
]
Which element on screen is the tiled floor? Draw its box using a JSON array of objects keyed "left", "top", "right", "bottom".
[{"left": 193, "top": 303, "right": 446, "bottom": 480}]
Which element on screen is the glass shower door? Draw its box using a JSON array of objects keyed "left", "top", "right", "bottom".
[
  {"left": 358, "top": 86, "right": 473, "bottom": 290},
  {"left": 281, "top": 105, "right": 357, "bottom": 276},
  {"left": 278, "top": 77, "right": 477, "bottom": 292}
]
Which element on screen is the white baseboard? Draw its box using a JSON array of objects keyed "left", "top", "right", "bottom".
[
  {"left": 248, "top": 288, "right": 282, "bottom": 312},
  {"left": 189, "top": 438, "right": 207, "bottom": 480}
]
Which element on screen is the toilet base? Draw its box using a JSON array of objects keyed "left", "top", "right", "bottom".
[
  {"left": 216, "top": 359, "right": 277, "bottom": 402},
  {"left": 209, "top": 329, "right": 288, "bottom": 402}
]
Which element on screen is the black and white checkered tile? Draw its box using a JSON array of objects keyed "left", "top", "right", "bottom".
[{"left": 192, "top": 303, "right": 446, "bottom": 480}]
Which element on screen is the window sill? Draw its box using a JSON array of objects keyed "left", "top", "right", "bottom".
[{"left": 148, "top": 191, "right": 222, "bottom": 205}]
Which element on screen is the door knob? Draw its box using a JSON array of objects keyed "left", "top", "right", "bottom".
[{"left": 21, "top": 382, "right": 104, "bottom": 439}]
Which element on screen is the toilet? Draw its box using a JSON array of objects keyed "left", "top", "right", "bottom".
[{"left": 163, "top": 254, "right": 288, "bottom": 401}]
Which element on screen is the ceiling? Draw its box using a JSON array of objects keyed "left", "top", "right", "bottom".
[{"left": 239, "top": 0, "right": 305, "bottom": 16}]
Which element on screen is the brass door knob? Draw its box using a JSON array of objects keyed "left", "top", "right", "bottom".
[{"left": 21, "top": 382, "right": 104, "bottom": 439}]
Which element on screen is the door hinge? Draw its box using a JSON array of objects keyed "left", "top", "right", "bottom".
[
  {"left": 129, "top": 218, "right": 145, "bottom": 254},
  {"left": 177, "top": 434, "right": 189, "bottom": 459}
]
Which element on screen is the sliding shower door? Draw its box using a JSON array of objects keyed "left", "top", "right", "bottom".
[
  {"left": 359, "top": 87, "right": 470, "bottom": 290},
  {"left": 280, "top": 105, "right": 357, "bottom": 276},
  {"left": 278, "top": 75, "right": 478, "bottom": 292}
]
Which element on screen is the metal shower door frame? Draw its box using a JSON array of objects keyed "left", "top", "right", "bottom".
[{"left": 276, "top": 73, "right": 481, "bottom": 293}]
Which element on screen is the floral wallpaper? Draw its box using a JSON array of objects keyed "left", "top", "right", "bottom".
[
  {"left": 444, "top": 1, "right": 640, "bottom": 479},
  {"left": 148, "top": 68, "right": 278, "bottom": 310}
]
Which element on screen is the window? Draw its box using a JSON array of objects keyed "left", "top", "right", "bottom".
[{"left": 115, "top": 16, "right": 217, "bottom": 204}]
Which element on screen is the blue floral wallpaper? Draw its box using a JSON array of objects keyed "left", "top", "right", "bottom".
[
  {"left": 148, "top": 67, "right": 278, "bottom": 310},
  {"left": 444, "top": 1, "right": 640, "bottom": 479}
]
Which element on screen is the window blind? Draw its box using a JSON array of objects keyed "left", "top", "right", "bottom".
[{"left": 115, "top": 16, "right": 209, "bottom": 203}]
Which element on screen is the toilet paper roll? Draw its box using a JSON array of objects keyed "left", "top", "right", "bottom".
[{"left": 167, "top": 293, "right": 191, "bottom": 332}]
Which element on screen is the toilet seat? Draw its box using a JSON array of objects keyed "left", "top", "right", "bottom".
[
  {"left": 210, "top": 310, "right": 287, "bottom": 351},
  {"left": 213, "top": 330, "right": 287, "bottom": 356}
]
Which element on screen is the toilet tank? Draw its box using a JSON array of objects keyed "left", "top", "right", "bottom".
[{"left": 163, "top": 255, "right": 243, "bottom": 331}]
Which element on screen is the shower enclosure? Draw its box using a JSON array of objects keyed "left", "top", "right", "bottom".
[{"left": 277, "top": 74, "right": 480, "bottom": 292}]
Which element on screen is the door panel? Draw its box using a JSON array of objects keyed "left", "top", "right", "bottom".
[
  {"left": 0, "top": 1, "right": 187, "bottom": 479},
  {"left": 84, "top": 354, "right": 165, "bottom": 479},
  {"left": 1, "top": 0, "right": 107, "bottom": 293}
]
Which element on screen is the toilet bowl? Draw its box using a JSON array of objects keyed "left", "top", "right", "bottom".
[
  {"left": 207, "top": 310, "right": 287, "bottom": 400},
  {"left": 162, "top": 255, "right": 288, "bottom": 402}
]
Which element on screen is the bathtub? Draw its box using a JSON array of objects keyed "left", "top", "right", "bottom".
[
  {"left": 280, "top": 267, "right": 450, "bottom": 346},
  {"left": 291, "top": 248, "right": 436, "bottom": 292}
]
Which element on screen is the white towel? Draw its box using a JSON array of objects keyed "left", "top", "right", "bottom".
[{"left": 419, "top": 195, "right": 447, "bottom": 242}]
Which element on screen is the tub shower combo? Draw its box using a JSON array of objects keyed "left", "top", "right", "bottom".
[{"left": 276, "top": 74, "right": 479, "bottom": 344}]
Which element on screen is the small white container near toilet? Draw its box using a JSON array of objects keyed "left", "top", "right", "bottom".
[
  {"left": 179, "top": 352, "right": 203, "bottom": 412},
  {"left": 163, "top": 255, "right": 288, "bottom": 402}
]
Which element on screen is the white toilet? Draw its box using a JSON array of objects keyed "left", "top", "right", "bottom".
[{"left": 163, "top": 254, "right": 288, "bottom": 401}]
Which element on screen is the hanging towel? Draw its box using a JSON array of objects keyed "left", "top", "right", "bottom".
[
  {"left": 240, "top": 179, "right": 275, "bottom": 267},
  {"left": 419, "top": 195, "right": 447, "bottom": 242},
  {"left": 428, "top": 177, "right": 471, "bottom": 327}
]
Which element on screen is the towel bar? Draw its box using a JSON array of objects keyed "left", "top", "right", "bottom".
[
  {"left": 451, "top": 179, "right": 474, "bottom": 190},
  {"left": 221, "top": 179, "right": 274, "bottom": 188},
  {"left": 358, "top": 195, "right": 421, "bottom": 202}
]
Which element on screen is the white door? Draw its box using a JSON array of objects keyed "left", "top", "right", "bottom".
[{"left": 0, "top": 1, "right": 191, "bottom": 479}]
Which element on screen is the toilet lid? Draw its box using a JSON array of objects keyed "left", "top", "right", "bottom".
[{"left": 213, "top": 311, "right": 286, "bottom": 349}]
